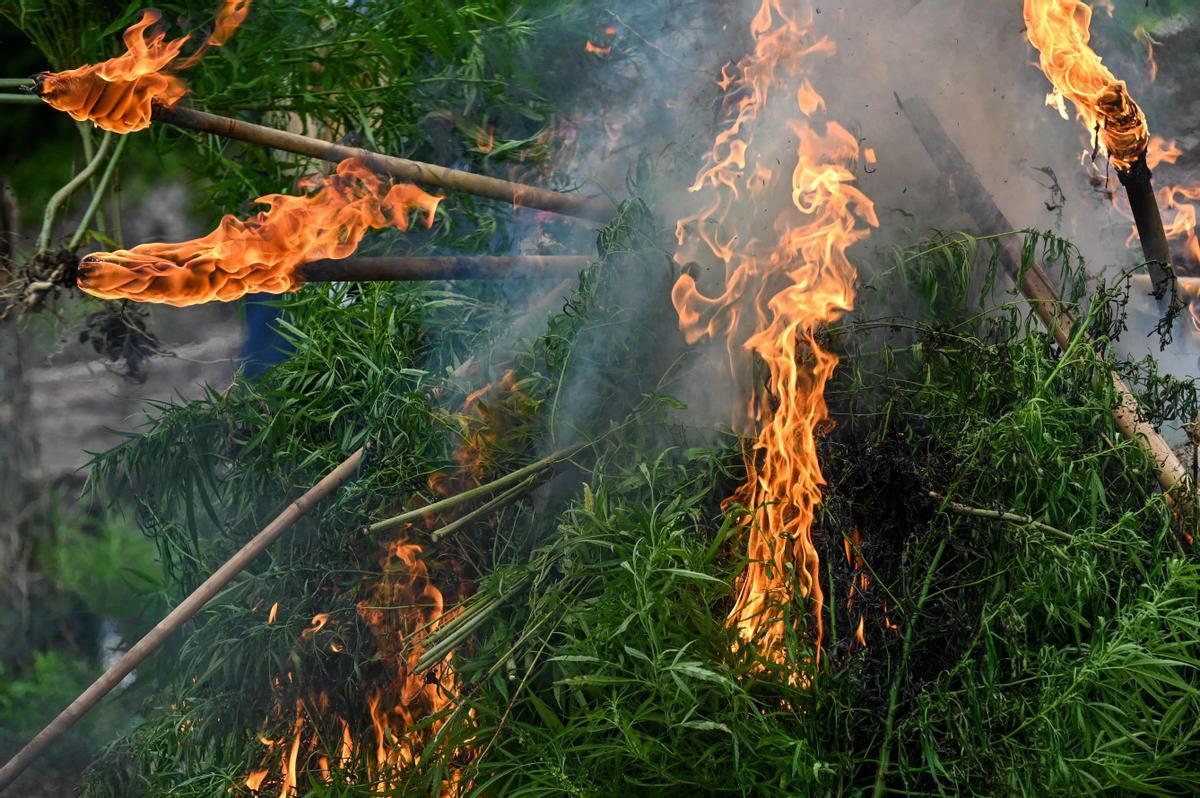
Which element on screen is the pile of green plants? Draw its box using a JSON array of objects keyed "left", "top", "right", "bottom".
[{"left": 70, "top": 215, "right": 1200, "bottom": 796}]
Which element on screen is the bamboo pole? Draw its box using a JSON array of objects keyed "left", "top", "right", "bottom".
[
  {"left": 898, "top": 95, "right": 1194, "bottom": 537},
  {"left": 368, "top": 441, "right": 588, "bottom": 535},
  {"left": 150, "top": 105, "right": 615, "bottom": 222},
  {"left": 298, "top": 255, "right": 592, "bottom": 283},
  {"left": 0, "top": 448, "right": 365, "bottom": 792}
]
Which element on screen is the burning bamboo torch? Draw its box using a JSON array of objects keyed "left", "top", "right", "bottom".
[
  {"left": 1024, "top": 0, "right": 1179, "bottom": 311},
  {"left": 25, "top": 5, "right": 612, "bottom": 223}
]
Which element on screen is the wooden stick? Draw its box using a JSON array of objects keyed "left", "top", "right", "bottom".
[
  {"left": 298, "top": 255, "right": 591, "bottom": 283},
  {"left": 368, "top": 441, "right": 587, "bottom": 535},
  {"left": 1118, "top": 155, "right": 1180, "bottom": 308},
  {"left": 151, "top": 105, "right": 615, "bottom": 222},
  {"left": 925, "top": 491, "right": 1120, "bottom": 552},
  {"left": 0, "top": 448, "right": 365, "bottom": 792},
  {"left": 898, "top": 95, "right": 1195, "bottom": 539}
]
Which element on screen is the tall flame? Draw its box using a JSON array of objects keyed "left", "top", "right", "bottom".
[
  {"left": 1024, "top": 0, "right": 1149, "bottom": 171},
  {"left": 34, "top": 1, "right": 251, "bottom": 134},
  {"left": 673, "top": 0, "right": 876, "bottom": 670},
  {"left": 76, "top": 158, "right": 441, "bottom": 307}
]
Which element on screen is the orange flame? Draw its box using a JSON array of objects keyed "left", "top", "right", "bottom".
[
  {"left": 475, "top": 126, "right": 496, "bottom": 155},
  {"left": 246, "top": 538, "right": 468, "bottom": 794},
  {"left": 843, "top": 528, "right": 868, "bottom": 651},
  {"left": 34, "top": 1, "right": 251, "bottom": 134},
  {"left": 1024, "top": 0, "right": 1149, "bottom": 171},
  {"left": 672, "top": 1, "right": 876, "bottom": 671},
  {"left": 354, "top": 536, "right": 467, "bottom": 792},
  {"left": 76, "top": 158, "right": 441, "bottom": 306},
  {"left": 242, "top": 374, "right": 526, "bottom": 792},
  {"left": 206, "top": 0, "right": 252, "bottom": 48}
]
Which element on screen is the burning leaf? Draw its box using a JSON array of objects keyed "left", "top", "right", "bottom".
[
  {"left": 76, "top": 158, "right": 441, "bottom": 306},
  {"left": 34, "top": 1, "right": 252, "bottom": 134}
]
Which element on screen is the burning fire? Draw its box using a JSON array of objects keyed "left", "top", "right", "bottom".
[
  {"left": 76, "top": 158, "right": 441, "bottom": 307},
  {"left": 843, "top": 528, "right": 868, "bottom": 651},
  {"left": 34, "top": 1, "right": 251, "bottom": 134},
  {"left": 244, "top": 539, "right": 467, "bottom": 795},
  {"left": 673, "top": 1, "right": 876, "bottom": 670},
  {"left": 353, "top": 536, "right": 468, "bottom": 792},
  {"left": 1025, "top": 3, "right": 1200, "bottom": 327},
  {"left": 584, "top": 25, "right": 618, "bottom": 57},
  {"left": 244, "top": 374, "right": 530, "bottom": 793},
  {"left": 1024, "top": 0, "right": 1149, "bottom": 171}
]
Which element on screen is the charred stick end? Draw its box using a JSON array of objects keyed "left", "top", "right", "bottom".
[
  {"left": 1118, "top": 154, "right": 1181, "bottom": 313},
  {"left": 27, "top": 73, "right": 50, "bottom": 97}
]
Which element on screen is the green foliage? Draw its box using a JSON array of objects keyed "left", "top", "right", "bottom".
[
  {"left": 10, "top": 1, "right": 1196, "bottom": 791},
  {"left": 436, "top": 445, "right": 855, "bottom": 796},
  {"left": 145, "top": 0, "right": 579, "bottom": 247},
  {"left": 79, "top": 219, "right": 1200, "bottom": 797},
  {"left": 38, "top": 512, "right": 167, "bottom": 626},
  {"left": 830, "top": 231, "right": 1200, "bottom": 796}
]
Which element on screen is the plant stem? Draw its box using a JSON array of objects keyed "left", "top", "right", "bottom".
[
  {"left": 368, "top": 441, "right": 589, "bottom": 535},
  {"left": 0, "top": 94, "right": 42, "bottom": 104},
  {"left": 872, "top": 537, "right": 947, "bottom": 798},
  {"left": 430, "top": 475, "right": 536, "bottom": 543},
  {"left": 36, "top": 132, "right": 114, "bottom": 254},
  {"left": 0, "top": 79, "right": 35, "bottom": 88},
  {"left": 76, "top": 124, "right": 105, "bottom": 235},
  {"left": 926, "top": 491, "right": 1082, "bottom": 546},
  {"left": 414, "top": 592, "right": 516, "bottom": 671},
  {"left": 67, "top": 135, "right": 128, "bottom": 251}
]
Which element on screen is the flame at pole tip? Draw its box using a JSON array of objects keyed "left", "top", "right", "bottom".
[
  {"left": 1023, "top": 0, "right": 1150, "bottom": 171},
  {"left": 34, "top": 0, "right": 252, "bottom": 134},
  {"left": 77, "top": 158, "right": 441, "bottom": 307}
]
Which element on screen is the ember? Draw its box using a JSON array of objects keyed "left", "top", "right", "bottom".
[{"left": 76, "top": 158, "right": 441, "bottom": 306}]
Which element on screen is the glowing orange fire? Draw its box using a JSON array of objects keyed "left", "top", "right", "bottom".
[
  {"left": 76, "top": 158, "right": 441, "bottom": 307},
  {"left": 244, "top": 374, "right": 529, "bottom": 793},
  {"left": 843, "top": 528, "right": 868, "bottom": 651},
  {"left": 244, "top": 541, "right": 467, "bottom": 795},
  {"left": 1024, "top": 0, "right": 1149, "bottom": 170},
  {"left": 673, "top": 0, "right": 876, "bottom": 670},
  {"left": 354, "top": 536, "right": 468, "bottom": 792},
  {"left": 34, "top": 1, "right": 250, "bottom": 134}
]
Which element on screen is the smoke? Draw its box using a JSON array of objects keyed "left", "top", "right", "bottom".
[{"left": 438, "top": 0, "right": 1195, "bottom": 445}]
